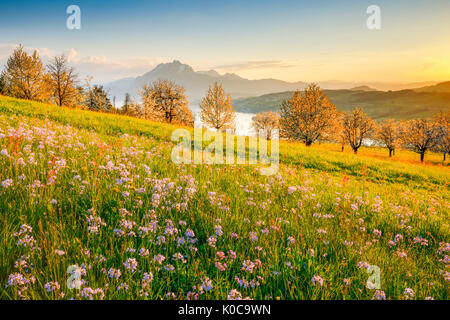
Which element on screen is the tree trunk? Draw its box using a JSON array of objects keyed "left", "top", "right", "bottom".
[
  {"left": 341, "top": 145, "right": 344, "bottom": 152},
  {"left": 444, "top": 153, "right": 447, "bottom": 161},
  {"left": 305, "top": 140, "right": 312, "bottom": 147},
  {"left": 353, "top": 148, "right": 358, "bottom": 154},
  {"left": 420, "top": 152, "right": 424, "bottom": 162},
  {"left": 389, "top": 149, "right": 392, "bottom": 157}
]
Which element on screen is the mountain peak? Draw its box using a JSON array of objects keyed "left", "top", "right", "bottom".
[{"left": 150, "top": 60, "right": 195, "bottom": 75}]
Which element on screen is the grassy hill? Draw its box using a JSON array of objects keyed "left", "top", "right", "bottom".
[
  {"left": 234, "top": 89, "right": 450, "bottom": 120},
  {"left": 0, "top": 95, "right": 448, "bottom": 300}
]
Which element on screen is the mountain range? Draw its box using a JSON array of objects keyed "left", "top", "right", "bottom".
[
  {"left": 105, "top": 60, "right": 308, "bottom": 103},
  {"left": 105, "top": 60, "right": 443, "bottom": 105}
]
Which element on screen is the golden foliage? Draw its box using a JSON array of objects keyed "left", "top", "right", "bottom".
[
  {"left": 1, "top": 45, "right": 52, "bottom": 102},
  {"left": 399, "top": 119, "right": 442, "bottom": 162},
  {"left": 434, "top": 112, "right": 450, "bottom": 160},
  {"left": 140, "top": 79, "right": 193, "bottom": 126},
  {"left": 342, "top": 108, "right": 375, "bottom": 154},
  {"left": 280, "top": 83, "right": 338, "bottom": 146},
  {"left": 200, "top": 82, "right": 235, "bottom": 131},
  {"left": 252, "top": 111, "right": 279, "bottom": 140},
  {"left": 376, "top": 119, "right": 401, "bottom": 157}
]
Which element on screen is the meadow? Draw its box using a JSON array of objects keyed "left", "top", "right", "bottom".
[{"left": 0, "top": 95, "right": 449, "bottom": 300}]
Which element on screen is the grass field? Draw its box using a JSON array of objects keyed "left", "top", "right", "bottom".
[{"left": 0, "top": 95, "right": 449, "bottom": 300}]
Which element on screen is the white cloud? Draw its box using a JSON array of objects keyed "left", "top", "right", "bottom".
[{"left": 0, "top": 43, "right": 168, "bottom": 83}]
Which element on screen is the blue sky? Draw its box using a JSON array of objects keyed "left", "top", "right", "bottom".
[{"left": 0, "top": 0, "right": 449, "bottom": 83}]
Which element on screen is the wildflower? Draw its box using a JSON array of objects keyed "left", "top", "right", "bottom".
[
  {"left": 372, "top": 290, "right": 386, "bottom": 300},
  {"left": 123, "top": 258, "right": 138, "bottom": 273},
  {"left": 311, "top": 275, "right": 324, "bottom": 287},
  {"left": 44, "top": 282, "right": 60, "bottom": 293},
  {"left": 207, "top": 236, "right": 217, "bottom": 248},
  {"left": 54, "top": 250, "right": 65, "bottom": 256},
  {"left": 153, "top": 254, "right": 166, "bottom": 265},
  {"left": 1, "top": 179, "right": 13, "bottom": 188},
  {"left": 249, "top": 231, "right": 258, "bottom": 242},
  {"left": 287, "top": 236, "right": 295, "bottom": 245},
  {"left": 228, "top": 289, "right": 243, "bottom": 300},
  {"left": 404, "top": 288, "right": 415, "bottom": 300},
  {"left": 287, "top": 186, "right": 297, "bottom": 195},
  {"left": 107, "top": 268, "right": 122, "bottom": 280},
  {"left": 200, "top": 277, "right": 213, "bottom": 293}
]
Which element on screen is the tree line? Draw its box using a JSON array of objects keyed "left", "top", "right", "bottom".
[
  {"left": 0, "top": 46, "right": 239, "bottom": 129},
  {"left": 252, "top": 84, "right": 449, "bottom": 162},
  {"left": 1, "top": 46, "right": 448, "bottom": 162}
]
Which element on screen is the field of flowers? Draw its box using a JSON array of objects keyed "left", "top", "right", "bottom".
[{"left": 0, "top": 96, "right": 449, "bottom": 300}]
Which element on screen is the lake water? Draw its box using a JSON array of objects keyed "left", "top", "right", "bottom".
[{"left": 191, "top": 105, "right": 256, "bottom": 136}]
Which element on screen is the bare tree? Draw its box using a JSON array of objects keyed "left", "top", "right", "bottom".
[
  {"left": 47, "top": 54, "right": 78, "bottom": 107},
  {"left": 399, "top": 119, "right": 442, "bottom": 162},
  {"left": 280, "top": 83, "right": 338, "bottom": 146},
  {"left": 200, "top": 82, "right": 235, "bottom": 131},
  {"left": 376, "top": 119, "right": 400, "bottom": 157},
  {"left": 342, "top": 108, "right": 375, "bottom": 154},
  {"left": 252, "top": 111, "right": 279, "bottom": 140}
]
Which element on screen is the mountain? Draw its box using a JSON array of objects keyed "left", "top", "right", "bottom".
[
  {"left": 350, "top": 85, "right": 377, "bottom": 91},
  {"left": 105, "top": 60, "right": 308, "bottom": 103},
  {"left": 234, "top": 89, "right": 450, "bottom": 120}
]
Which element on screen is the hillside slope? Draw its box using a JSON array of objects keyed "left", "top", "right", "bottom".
[
  {"left": 234, "top": 89, "right": 450, "bottom": 120},
  {"left": 0, "top": 95, "right": 449, "bottom": 300}
]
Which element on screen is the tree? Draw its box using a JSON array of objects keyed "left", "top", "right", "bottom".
[
  {"left": 331, "top": 113, "right": 347, "bottom": 152},
  {"left": 85, "top": 85, "right": 113, "bottom": 112},
  {"left": 399, "top": 119, "right": 442, "bottom": 162},
  {"left": 174, "top": 104, "right": 195, "bottom": 127},
  {"left": 121, "top": 93, "right": 132, "bottom": 115},
  {"left": 0, "top": 72, "right": 6, "bottom": 95},
  {"left": 342, "top": 108, "right": 375, "bottom": 154},
  {"left": 252, "top": 111, "right": 279, "bottom": 139},
  {"left": 1, "top": 45, "right": 51, "bottom": 101},
  {"left": 140, "top": 79, "right": 191, "bottom": 124},
  {"left": 376, "top": 119, "right": 400, "bottom": 157},
  {"left": 280, "top": 83, "right": 338, "bottom": 146},
  {"left": 47, "top": 54, "right": 79, "bottom": 107},
  {"left": 433, "top": 112, "right": 450, "bottom": 161},
  {"left": 200, "top": 82, "right": 235, "bottom": 131}
]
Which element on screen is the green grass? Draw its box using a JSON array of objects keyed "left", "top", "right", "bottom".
[{"left": 0, "top": 95, "right": 449, "bottom": 300}]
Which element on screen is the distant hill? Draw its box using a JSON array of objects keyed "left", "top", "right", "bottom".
[
  {"left": 105, "top": 60, "right": 308, "bottom": 103},
  {"left": 234, "top": 89, "right": 450, "bottom": 120},
  {"left": 413, "top": 81, "right": 450, "bottom": 93},
  {"left": 350, "top": 85, "right": 377, "bottom": 91}
]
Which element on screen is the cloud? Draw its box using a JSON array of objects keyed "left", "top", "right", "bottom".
[
  {"left": 212, "top": 60, "right": 297, "bottom": 72},
  {"left": 0, "top": 43, "right": 168, "bottom": 83}
]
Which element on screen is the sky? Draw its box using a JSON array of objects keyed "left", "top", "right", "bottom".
[{"left": 0, "top": 0, "right": 449, "bottom": 83}]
